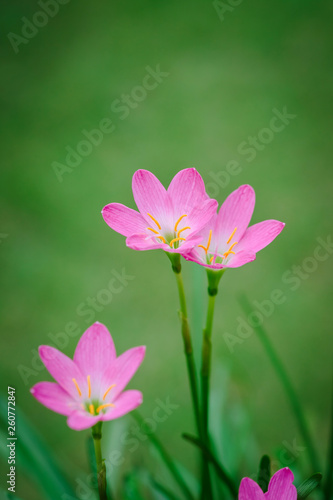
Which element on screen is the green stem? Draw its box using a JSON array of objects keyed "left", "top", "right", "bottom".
[
  {"left": 92, "top": 423, "right": 108, "bottom": 500},
  {"left": 167, "top": 253, "right": 202, "bottom": 438},
  {"left": 324, "top": 373, "right": 333, "bottom": 499},
  {"left": 201, "top": 269, "right": 225, "bottom": 499},
  {"left": 239, "top": 294, "right": 321, "bottom": 473},
  {"left": 132, "top": 411, "right": 194, "bottom": 500}
]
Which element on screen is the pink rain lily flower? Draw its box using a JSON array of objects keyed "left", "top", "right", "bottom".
[
  {"left": 239, "top": 467, "right": 297, "bottom": 499},
  {"left": 102, "top": 168, "right": 218, "bottom": 254},
  {"left": 30, "top": 322, "right": 145, "bottom": 431},
  {"left": 184, "top": 184, "right": 285, "bottom": 269}
]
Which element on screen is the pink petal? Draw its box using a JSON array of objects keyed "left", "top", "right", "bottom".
[
  {"left": 30, "top": 382, "right": 74, "bottom": 416},
  {"left": 187, "top": 198, "right": 218, "bottom": 236},
  {"left": 225, "top": 250, "right": 256, "bottom": 268},
  {"left": 73, "top": 323, "right": 116, "bottom": 382},
  {"left": 100, "top": 390, "right": 143, "bottom": 421},
  {"left": 126, "top": 233, "right": 168, "bottom": 251},
  {"left": 102, "top": 203, "right": 147, "bottom": 237},
  {"left": 266, "top": 468, "right": 297, "bottom": 500},
  {"left": 237, "top": 220, "right": 285, "bottom": 254},
  {"left": 102, "top": 346, "right": 146, "bottom": 400},
  {"left": 215, "top": 185, "right": 255, "bottom": 242},
  {"left": 38, "top": 345, "right": 85, "bottom": 399},
  {"left": 132, "top": 170, "right": 173, "bottom": 228},
  {"left": 167, "top": 168, "right": 209, "bottom": 216},
  {"left": 239, "top": 478, "right": 265, "bottom": 500},
  {"left": 67, "top": 411, "right": 100, "bottom": 431}
]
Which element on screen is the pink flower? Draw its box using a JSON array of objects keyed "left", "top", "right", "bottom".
[
  {"left": 239, "top": 468, "right": 297, "bottom": 499},
  {"left": 102, "top": 168, "right": 218, "bottom": 254},
  {"left": 184, "top": 184, "right": 285, "bottom": 269},
  {"left": 30, "top": 322, "right": 145, "bottom": 431}
]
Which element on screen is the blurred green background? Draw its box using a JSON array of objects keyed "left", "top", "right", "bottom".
[{"left": 1, "top": 0, "right": 333, "bottom": 498}]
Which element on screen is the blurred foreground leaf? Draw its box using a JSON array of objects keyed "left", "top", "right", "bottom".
[
  {"left": 297, "top": 473, "right": 322, "bottom": 499},
  {"left": 0, "top": 394, "right": 75, "bottom": 500}
]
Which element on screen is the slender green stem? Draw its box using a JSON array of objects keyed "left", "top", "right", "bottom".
[
  {"left": 167, "top": 253, "right": 202, "bottom": 438},
  {"left": 239, "top": 294, "right": 321, "bottom": 473},
  {"left": 201, "top": 292, "right": 217, "bottom": 439},
  {"left": 92, "top": 423, "right": 108, "bottom": 500},
  {"left": 324, "top": 373, "right": 333, "bottom": 499},
  {"left": 132, "top": 411, "right": 194, "bottom": 500}
]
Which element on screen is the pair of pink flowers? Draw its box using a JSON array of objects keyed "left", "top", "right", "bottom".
[{"left": 102, "top": 168, "right": 285, "bottom": 269}]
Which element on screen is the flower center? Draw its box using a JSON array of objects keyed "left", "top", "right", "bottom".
[
  {"left": 198, "top": 226, "right": 238, "bottom": 265},
  {"left": 72, "top": 376, "right": 116, "bottom": 416},
  {"left": 146, "top": 213, "right": 190, "bottom": 248}
]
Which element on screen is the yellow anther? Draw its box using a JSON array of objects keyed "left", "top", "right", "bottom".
[
  {"left": 147, "top": 227, "right": 159, "bottom": 235},
  {"left": 103, "top": 384, "right": 116, "bottom": 401},
  {"left": 72, "top": 378, "right": 82, "bottom": 397},
  {"left": 96, "top": 403, "right": 115, "bottom": 413},
  {"left": 198, "top": 230, "right": 212, "bottom": 255},
  {"left": 210, "top": 256, "right": 214, "bottom": 263},
  {"left": 156, "top": 235, "right": 166, "bottom": 243},
  {"left": 87, "top": 375, "right": 91, "bottom": 398},
  {"left": 147, "top": 213, "right": 161, "bottom": 230},
  {"left": 177, "top": 226, "right": 190, "bottom": 237},
  {"left": 89, "top": 404, "right": 95, "bottom": 415},
  {"left": 227, "top": 241, "right": 238, "bottom": 253},
  {"left": 170, "top": 237, "right": 186, "bottom": 247},
  {"left": 174, "top": 214, "right": 187, "bottom": 231},
  {"left": 226, "top": 227, "right": 237, "bottom": 244}
]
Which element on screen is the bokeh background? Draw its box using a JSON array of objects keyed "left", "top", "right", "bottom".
[{"left": 1, "top": 0, "right": 333, "bottom": 498}]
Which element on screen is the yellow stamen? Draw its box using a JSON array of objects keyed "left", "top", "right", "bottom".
[
  {"left": 198, "top": 230, "right": 212, "bottom": 254},
  {"left": 89, "top": 404, "right": 95, "bottom": 415},
  {"left": 170, "top": 237, "right": 186, "bottom": 247},
  {"left": 177, "top": 226, "right": 190, "bottom": 237},
  {"left": 210, "top": 256, "right": 214, "bottom": 263},
  {"left": 227, "top": 227, "right": 237, "bottom": 244},
  {"left": 87, "top": 375, "right": 91, "bottom": 398},
  {"left": 156, "top": 235, "right": 166, "bottom": 243},
  {"left": 227, "top": 241, "right": 238, "bottom": 253},
  {"left": 223, "top": 250, "right": 236, "bottom": 258},
  {"left": 147, "top": 213, "right": 161, "bottom": 230},
  {"left": 96, "top": 403, "right": 115, "bottom": 413},
  {"left": 72, "top": 378, "right": 82, "bottom": 397},
  {"left": 103, "top": 384, "right": 116, "bottom": 401},
  {"left": 147, "top": 227, "right": 159, "bottom": 234},
  {"left": 174, "top": 214, "right": 187, "bottom": 231}
]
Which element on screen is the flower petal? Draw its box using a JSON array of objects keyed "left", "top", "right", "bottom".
[
  {"left": 126, "top": 233, "right": 168, "bottom": 251},
  {"left": 132, "top": 170, "right": 173, "bottom": 228},
  {"left": 187, "top": 198, "right": 218, "bottom": 236},
  {"left": 225, "top": 250, "right": 256, "bottom": 268},
  {"left": 239, "top": 478, "right": 265, "bottom": 500},
  {"left": 102, "top": 346, "right": 146, "bottom": 400},
  {"left": 74, "top": 323, "right": 116, "bottom": 383},
  {"left": 167, "top": 168, "right": 209, "bottom": 216},
  {"left": 237, "top": 220, "right": 285, "bottom": 254},
  {"left": 102, "top": 203, "right": 147, "bottom": 237},
  {"left": 30, "top": 382, "right": 74, "bottom": 416},
  {"left": 100, "top": 390, "right": 143, "bottom": 421},
  {"left": 67, "top": 411, "right": 100, "bottom": 431},
  {"left": 38, "top": 345, "right": 85, "bottom": 399},
  {"left": 266, "top": 468, "right": 297, "bottom": 500},
  {"left": 215, "top": 185, "right": 255, "bottom": 242}
]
